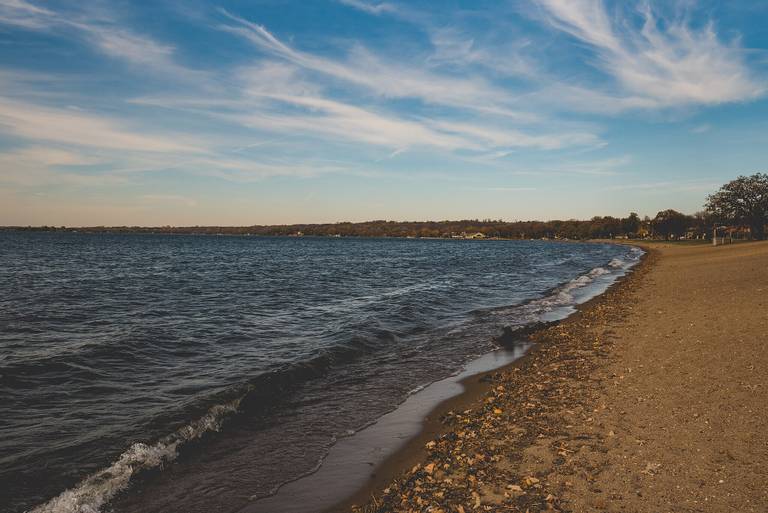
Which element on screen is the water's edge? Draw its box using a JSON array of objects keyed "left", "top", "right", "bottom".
[
  {"left": 241, "top": 244, "right": 646, "bottom": 513},
  {"left": 22, "top": 241, "right": 644, "bottom": 513}
]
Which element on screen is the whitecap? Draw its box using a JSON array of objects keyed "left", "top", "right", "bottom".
[{"left": 29, "top": 401, "right": 240, "bottom": 513}]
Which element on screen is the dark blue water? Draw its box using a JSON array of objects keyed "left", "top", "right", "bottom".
[{"left": 0, "top": 233, "right": 641, "bottom": 513}]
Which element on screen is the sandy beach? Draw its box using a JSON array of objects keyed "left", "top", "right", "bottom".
[{"left": 347, "top": 241, "right": 768, "bottom": 513}]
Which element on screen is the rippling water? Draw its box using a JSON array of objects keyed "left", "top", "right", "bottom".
[{"left": 0, "top": 232, "right": 641, "bottom": 513}]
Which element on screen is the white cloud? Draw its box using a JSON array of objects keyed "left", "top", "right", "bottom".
[
  {"left": 337, "top": 0, "right": 398, "bottom": 16},
  {"left": 0, "top": 146, "right": 123, "bottom": 187},
  {"left": 213, "top": 91, "right": 599, "bottom": 152},
  {"left": 4, "top": 146, "right": 97, "bottom": 166},
  {"left": 68, "top": 24, "right": 210, "bottom": 81},
  {"left": 76, "top": 24, "right": 176, "bottom": 69},
  {"left": 537, "top": 0, "right": 765, "bottom": 108},
  {"left": 185, "top": 158, "right": 347, "bottom": 182},
  {"left": 237, "top": 61, "right": 320, "bottom": 97},
  {"left": 426, "top": 27, "right": 537, "bottom": 81},
  {"left": 691, "top": 123, "right": 711, "bottom": 134},
  {"left": 0, "top": 2, "right": 201, "bottom": 77},
  {"left": 0, "top": 0, "right": 53, "bottom": 29},
  {"left": 133, "top": 82, "right": 600, "bottom": 154},
  {"left": 428, "top": 119, "right": 601, "bottom": 150},
  {"left": 218, "top": 11, "right": 530, "bottom": 119},
  {"left": 0, "top": 98, "right": 204, "bottom": 153},
  {"left": 232, "top": 93, "right": 472, "bottom": 150}
]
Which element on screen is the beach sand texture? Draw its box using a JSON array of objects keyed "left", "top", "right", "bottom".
[{"left": 350, "top": 241, "right": 768, "bottom": 513}]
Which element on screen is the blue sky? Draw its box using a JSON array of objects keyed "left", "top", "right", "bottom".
[{"left": 0, "top": 0, "right": 767, "bottom": 225}]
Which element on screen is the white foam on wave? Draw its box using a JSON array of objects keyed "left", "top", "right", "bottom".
[
  {"left": 29, "top": 401, "right": 240, "bottom": 513},
  {"left": 549, "top": 267, "right": 607, "bottom": 302},
  {"left": 407, "top": 383, "right": 427, "bottom": 396},
  {"left": 535, "top": 260, "right": 624, "bottom": 310},
  {"left": 542, "top": 246, "right": 644, "bottom": 311},
  {"left": 608, "top": 257, "right": 624, "bottom": 269}
]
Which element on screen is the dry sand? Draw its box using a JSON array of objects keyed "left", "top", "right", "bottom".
[{"left": 349, "top": 241, "right": 768, "bottom": 513}]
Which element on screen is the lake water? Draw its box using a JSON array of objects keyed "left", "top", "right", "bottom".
[{"left": 0, "top": 233, "right": 641, "bottom": 513}]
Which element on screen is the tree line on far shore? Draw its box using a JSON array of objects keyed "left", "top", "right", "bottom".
[{"left": 6, "top": 174, "right": 767, "bottom": 241}]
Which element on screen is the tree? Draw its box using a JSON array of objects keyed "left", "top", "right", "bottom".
[
  {"left": 621, "top": 212, "right": 641, "bottom": 237},
  {"left": 705, "top": 173, "right": 768, "bottom": 240},
  {"left": 652, "top": 209, "right": 689, "bottom": 239}
]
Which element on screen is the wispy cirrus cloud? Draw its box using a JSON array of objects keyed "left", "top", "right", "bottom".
[
  {"left": 0, "top": 1, "right": 202, "bottom": 78},
  {"left": 427, "top": 119, "right": 601, "bottom": 150},
  {"left": 77, "top": 25, "right": 178, "bottom": 69},
  {"left": 0, "top": 146, "right": 125, "bottom": 187},
  {"left": 0, "top": 0, "right": 53, "bottom": 29},
  {"left": 218, "top": 10, "right": 531, "bottom": 119},
  {"left": 0, "top": 98, "right": 204, "bottom": 153},
  {"left": 536, "top": 0, "right": 765, "bottom": 109},
  {"left": 426, "top": 27, "right": 537, "bottom": 79},
  {"left": 76, "top": 24, "right": 213, "bottom": 82},
  {"left": 234, "top": 93, "right": 471, "bottom": 149},
  {"left": 134, "top": 87, "right": 601, "bottom": 153},
  {"left": 337, "top": 0, "right": 398, "bottom": 16},
  {"left": 691, "top": 123, "right": 712, "bottom": 134}
]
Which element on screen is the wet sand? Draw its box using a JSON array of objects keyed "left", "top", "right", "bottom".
[{"left": 344, "top": 241, "right": 768, "bottom": 513}]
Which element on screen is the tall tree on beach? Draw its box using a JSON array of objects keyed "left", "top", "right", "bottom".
[
  {"left": 706, "top": 173, "right": 768, "bottom": 240},
  {"left": 621, "top": 212, "right": 641, "bottom": 237},
  {"left": 652, "top": 209, "right": 689, "bottom": 239}
]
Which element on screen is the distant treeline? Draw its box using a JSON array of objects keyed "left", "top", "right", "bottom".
[
  {"left": 0, "top": 211, "right": 714, "bottom": 240},
  {"left": 6, "top": 173, "right": 767, "bottom": 240}
]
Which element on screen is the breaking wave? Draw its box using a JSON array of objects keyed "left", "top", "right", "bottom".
[
  {"left": 29, "top": 401, "right": 239, "bottom": 513},
  {"left": 15, "top": 239, "right": 644, "bottom": 513}
]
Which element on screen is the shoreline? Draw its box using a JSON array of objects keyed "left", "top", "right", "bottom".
[
  {"left": 239, "top": 242, "right": 642, "bottom": 513},
  {"left": 336, "top": 251, "right": 651, "bottom": 512},
  {"left": 342, "top": 240, "right": 768, "bottom": 512},
  {"left": 10, "top": 238, "right": 637, "bottom": 513},
  {"left": 313, "top": 245, "right": 651, "bottom": 513},
  {"left": 235, "top": 242, "right": 643, "bottom": 513}
]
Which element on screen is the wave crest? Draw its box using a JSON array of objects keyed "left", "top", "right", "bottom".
[{"left": 30, "top": 401, "right": 239, "bottom": 513}]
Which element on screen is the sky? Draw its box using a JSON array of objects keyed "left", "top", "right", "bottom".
[{"left": 0, "top": 0, "right": 767, "bottom": 226}]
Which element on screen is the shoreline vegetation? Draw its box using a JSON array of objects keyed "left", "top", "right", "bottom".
[
  {"left": 5, "top": 172, "right": 767, "bottom": 241},
  {"left": 0, "top": 213, "right": 745, "bottom": 240},
  {"left": 0, "top": 214, "right": 732, "bottom": 241},
  {"left": 0, "top": 215, "right": 667, "bottom": 240},
  {"left": 333, "top": 240, "right": 768, "bottom": 513}
]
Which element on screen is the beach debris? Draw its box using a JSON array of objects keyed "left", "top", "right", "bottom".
[
  {"left": 642, "top": 462, "right": 662, "bottom": 475},
  {"left": 521, "top": 476, "right": 540, "bottom": 488},
  {"left": 352, "top": 261, "right": 652, "bottom": 513}
]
